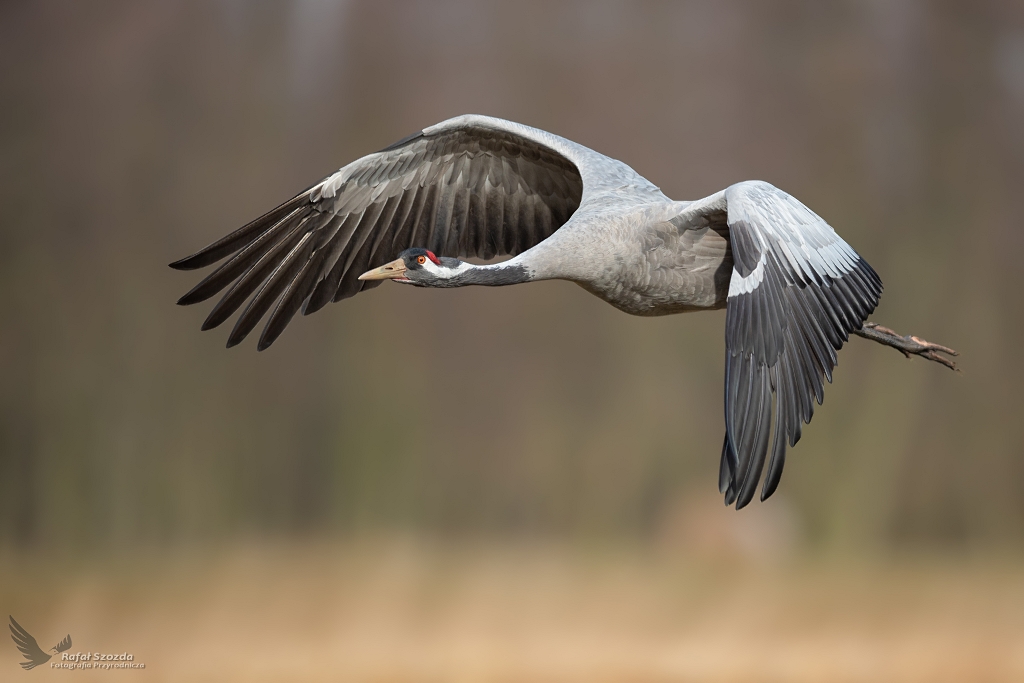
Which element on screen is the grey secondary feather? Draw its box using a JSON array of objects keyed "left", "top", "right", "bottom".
[{"left": 171, "top": 114, "right": 881, "bottom": 508}]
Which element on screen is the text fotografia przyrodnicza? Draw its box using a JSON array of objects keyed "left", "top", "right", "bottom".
[{"left": 51, "top": 652, "right": 145, "bottom": 670}]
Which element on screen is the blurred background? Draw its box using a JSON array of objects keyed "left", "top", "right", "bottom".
[{"left": 2, "top": 1, "right": 1024, "bottom": 680}]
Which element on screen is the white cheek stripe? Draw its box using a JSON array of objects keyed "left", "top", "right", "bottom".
[{"left": 421, "top": 260, "right": 473, "bottom": 279}]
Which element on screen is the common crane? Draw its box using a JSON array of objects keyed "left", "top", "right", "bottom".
[{"left": 171, "top": 115, "right": 956, "bottom": 509}]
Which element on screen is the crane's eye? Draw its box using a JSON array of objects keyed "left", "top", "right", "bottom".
[{"left": 416, "top": 255, "right": 427, "bottom": 265}]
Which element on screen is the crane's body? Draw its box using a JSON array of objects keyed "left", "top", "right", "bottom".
[{"left": 171, "top": 115, "right": 917, "bottom": 509}]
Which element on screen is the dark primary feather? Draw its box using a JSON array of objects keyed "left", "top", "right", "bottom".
[
  {"left": 171, "top": 124, "right": 583, "bottom": 350},
  {"left": 716, "top": 182, "right": 883, "bottom": 509},
  {"left": 9, "top": 616, "right": 52, "bottom": 670}
]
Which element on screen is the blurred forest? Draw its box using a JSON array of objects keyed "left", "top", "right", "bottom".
[{"left": 1, "top": 0, "right": 1023, "bottom": 556}]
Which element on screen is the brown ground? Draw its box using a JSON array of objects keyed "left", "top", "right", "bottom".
[{"left": 2, "top": 538, "right": 1024, "bottom": 683}]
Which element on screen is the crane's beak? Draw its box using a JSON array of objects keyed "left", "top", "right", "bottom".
[{"left": 358, "top": 258, "right": 408, "bottom": 281}]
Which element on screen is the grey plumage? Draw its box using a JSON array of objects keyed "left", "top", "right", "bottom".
[{"left": 172, "top": 114, "right": 881, "bottom": 508}]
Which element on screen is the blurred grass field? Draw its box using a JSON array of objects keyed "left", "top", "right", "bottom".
[{"left": 4, "top": 536, "right": 1024, "bottom": 683}]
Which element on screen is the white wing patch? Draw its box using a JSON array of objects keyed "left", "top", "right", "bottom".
[
  {"left": 726, "top": 197, "right": 860, "bottom": 299},
  {"left": 728, "top": 254, "right": 766, "bottom": 297}
]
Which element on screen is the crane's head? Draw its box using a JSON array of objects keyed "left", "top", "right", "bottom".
[{"left": 358, "top": 248, "right": 465, "bottom": 286}]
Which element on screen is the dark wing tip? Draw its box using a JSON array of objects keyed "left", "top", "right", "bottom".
[
  {"left": 177, "top": 292, "right": 200, "bottom": 307},
  {"left": 256, "top": 317, "right": 288, "bottom": 351},
  {"left": 724, "top": 482, "right": 739, "bottom": 507},
  {"left": 169, "top": 255, "right": 202, "bottom": 271},
  {"left": 718, "top": 435, "right": 732, "bottom": 495},
  {"left": 169, "top": 191, "right": 315, "bottom": 273},
  {"left": 760, "top": 449, "right": 786, "bottom": 502}
]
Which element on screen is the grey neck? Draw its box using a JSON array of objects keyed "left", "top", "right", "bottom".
[
  {"left": 430, "top": 258, "right": 533, "bottom": 288},
  {"left": 454, "top": 263, "right": 532, "bottom": 287}
]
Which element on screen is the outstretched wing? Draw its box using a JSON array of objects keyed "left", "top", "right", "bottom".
[
  {"left": 171, "top": 116, "right": 585, "bottom": 350},
  {"left": 9, "top": 616, "right": 52, "bottom": 670},
  {"left": 676, "top": 181, "right": 883, "bottom": 509},
  {"left": 53, "top": 634, "right": 72, "bottom": 653},
  {"left": 719, "top": 181, "right": 882, "bottom": 508}
]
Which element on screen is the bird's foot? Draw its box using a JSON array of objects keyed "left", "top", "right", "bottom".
[{"left": 852, "top": 322, "right": 960, "bottom": 371}]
